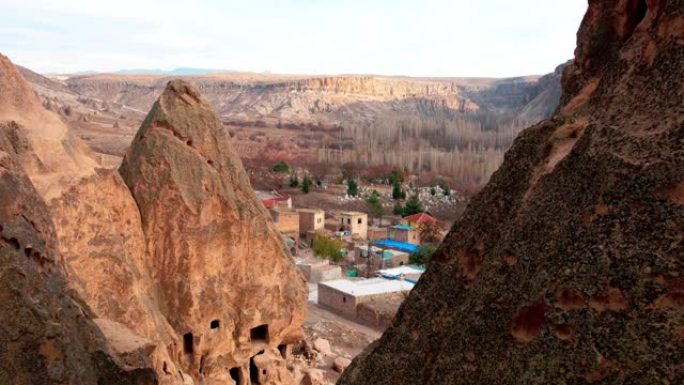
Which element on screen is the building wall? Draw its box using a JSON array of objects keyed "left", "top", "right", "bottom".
[
  {"left": 299, "top": 210, "right": 324, "bottom": 233},
  {"left": 368, "top": 228, "right": 389, "bottom": 241},
  {"left": 392, "top": 228, "right": 419, "bottom": 244},
  {"left": 340, "top": 213, "right": 368, "bottom": 240},
  {"left": 271, "top": 210, "right": 300, "bottom": 240},
  {"left": 311, "top": 265, "right": 342, "bottom": 283},
  {"left": 318, "top": 284, "right": 358, "bottom": 317}
]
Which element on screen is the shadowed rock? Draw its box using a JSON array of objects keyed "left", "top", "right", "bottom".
[
  {"left": 339, "top": 1, "right": 684, "bottom": 384},
  {"left": 0, "top": 128, "right": 157, "bottom": 385}
]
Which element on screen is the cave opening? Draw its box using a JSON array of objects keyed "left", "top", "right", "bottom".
[
  {"left": 210, "top": 319, "right": 220, "bottom": 329},
  {"left": 183, "top": 332, "right": 193, "bottom": 354},
  {"left": 250, "top": 324, "right": 269, "bottom": 342},
  {"left": 278, "top": 344, "right": 288, "bottom": 359},
  {"left": 249, "top": 354, "right": 262, "bottom": 384},
  {"left": 229, "top": 367, "right": 242, "bottom": 385}
]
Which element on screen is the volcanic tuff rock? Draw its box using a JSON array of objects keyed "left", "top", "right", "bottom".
[
  {"left": 339, "top": 1, "right": 684, "bottom": 384},
  {"left": 120, "top": 79, "right": 308, "bottom": 383},
  {"left": 1, "top": 53, "right": 308, "bottom": 384},
  {"left": 0, "top": 126, "right": 157, "bottom": 384}
]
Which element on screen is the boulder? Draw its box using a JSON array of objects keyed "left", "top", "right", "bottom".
[
  {"left": 312, "top": 338, "right": 331, "bottom": 355},
  {"left": 332, "top": 357, "right": 351, "bottom": 373}
]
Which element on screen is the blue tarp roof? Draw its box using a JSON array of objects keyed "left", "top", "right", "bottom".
[{"left": 375, "top": 239, "right": 419, "bottom": 254}]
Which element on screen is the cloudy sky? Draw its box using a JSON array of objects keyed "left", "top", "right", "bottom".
[{"left": 0, "top": 0, "right": 587, "bottom": 77}]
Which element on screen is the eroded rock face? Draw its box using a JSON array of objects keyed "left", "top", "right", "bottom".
[
  {"left": 339, "top": 1, "right": 684, "bottom": 384},
  {"left": 1, "top": 53, "right": 307, "bottom": 384},
  {"left": 120, "top": 80, "right": 307, "bottom": 383},
  {"left": 0, "top": 129, "right": 157, "bottom": 385}
]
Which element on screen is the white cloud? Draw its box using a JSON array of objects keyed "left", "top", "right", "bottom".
[{"left": 0, "top": 0, "right": 588, "bottom": 76}]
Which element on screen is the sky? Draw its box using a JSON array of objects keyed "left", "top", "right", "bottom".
[{"left": 0, "top": 0, "right": 588, "bottom": 77}]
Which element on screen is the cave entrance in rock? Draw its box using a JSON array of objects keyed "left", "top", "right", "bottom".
[
  {"left": 229, "top": 367, "right": 242, "bottom": 385},
  {"left": 278, "top": 344, "right": 288, "bottom": 359},
  {"left": 250, "top": 324, "right": 269, "bottom": 342},
  {"left": 183, "top": 332, "right": 193, "bottom": 354},
  {"left": 210, "top": 319, "right": 220, "bottom": 329},
  {"left": 249, "top": 353, "right": 262, "bottom": 385}
]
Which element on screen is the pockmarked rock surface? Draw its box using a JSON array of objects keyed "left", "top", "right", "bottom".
[
  {"left": 120, "top": 79, "right": 308, "bottom": 383},
  {"left": 1, "top": 52, "right": 308, "bottom": 384},
  {"left": 0, "top": 127, "right": 157, "bottom": 385},
  {"left": 339, "top": 1, "right": 684, "bottom": 384}
]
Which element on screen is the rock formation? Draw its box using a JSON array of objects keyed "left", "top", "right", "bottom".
[
  {"left": 0, "top": 123, "right": 157, "bottom": 384},
  {"left": 119, "top": 79, "right": 308, "bottom": 383},
  {"left": 1, "top": 52, "right": 308, "bottom": 384},
  {"left": 339, "top": 1, "right": 684, "bottom": 384}
]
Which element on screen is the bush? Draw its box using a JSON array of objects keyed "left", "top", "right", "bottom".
[
  {"left": 392, "top": 181, "right": 406, "bottom": 200},
  {"left": 393, "top": 203, "right": 405, "bottom": 216},
  {"left": 410, "top": 243, "right": 437, "bottom": 265},
  {"left": 289, "top": 173, "right": 299, "bottom": 188},
  {"left": 366, "top": 191, "right": 383, "bottom": 223},
  {"left": 272, "top": 161, "right": 289, "bottom": 173},
  {"left": 346, "top": 179, "right": 359, "bottom": 197},
  {"left": 403, "top": 194, "right": 424, "bottom": 216},
  {"left": 312, "top": 233, "right": 345, "bottom": 262},
  {"left": 302, "top": 175, "right": 312, "bottom": 193}
]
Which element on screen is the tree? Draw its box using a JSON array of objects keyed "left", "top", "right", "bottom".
[
  {"left": 289, "top": 173, "right": 299, "bottom": 188},
  {"left": 430, "top": 186, "right": 436, "bottom": 196},
  {"left": 442, "top": 185, "right": 451, "bottom": 196},
  {"left": 346, "top": 179, "right": 359, "bottom": 197},
  {"left": 392, "top": 181, "right": 406, "bottom": 200},
  {"left": 392, "top": 203, "right": 405, "bottom": 216},
  {"left": 389, "top": 170, "right": 403, "bottom": 186},
  {"left": 302, "top": 175, "right": 312, "bottom": 193},
  {"left": 418, "top": 221, "right": 443, "bottom": 244},
  {"left": 272, "top": 161, "right": 289, "bottom": 173},
  {"left": 403, "top": 194, "right": 424, "bottom": 216},
  {"left": 366, "top": 191, "right": 383, "bottom": 225},
  {"left": 410, "top": 243, "right": 437, "bottom": 265},
  {"left": 312, "top": 233, "right": 345, "bottom": 262}
]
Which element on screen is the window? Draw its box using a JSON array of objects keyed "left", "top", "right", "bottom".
[
  {"left": 210, "top": 319, "right": 220, "bottom": 329},
  {"left": 357, "top": 218, "right": 362, "bottom": 224},
  {"left": 347, "top": 218, "right": 351, "bottom": 224},
  {"left": 342, "top": 296, "right": 347, "bottom": 303},
  {"left": 316, "top": 218, "right": 322, "bottom": 224}
]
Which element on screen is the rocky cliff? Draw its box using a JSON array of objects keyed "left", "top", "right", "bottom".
[
  {"left": 0, "top": 122, "right": 157, "bottom": 384},
  {"left": 120, "top": 79, "right": 308, "bottom": 384},
  {"left": 339, "top": 1, "right": 684, "bottom": 384},
  {"left": 63, "top": 72, "right": 557, "bottom": 129},
  {"left": 1, "top": 53, "right": 308, "bottom": 384}
]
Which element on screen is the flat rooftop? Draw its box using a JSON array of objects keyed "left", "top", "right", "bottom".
[
  {"left": 340, "top": 211, "right": 367, "bottom": 216},
  {"left": 378, "top": 265, "right": 425, "bottom": 276},
  {"left": 320, "top": 278, "right": 415, "bottom": 297},
  {"left": 297, "top": 208, "right": 324, "bottom": 214}
]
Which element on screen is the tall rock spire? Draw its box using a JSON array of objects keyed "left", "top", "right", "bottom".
[{"left": 120, "top": 79, "right": 307, "bottom": 383}]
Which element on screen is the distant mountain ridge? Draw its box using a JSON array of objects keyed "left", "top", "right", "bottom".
[{"left": 113, "top": 67, "right": 235, "bottom": 75}]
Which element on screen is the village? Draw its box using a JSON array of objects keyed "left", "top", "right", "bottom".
[{"left": 255, "top": 170, "right": 456, "bottom": 331}]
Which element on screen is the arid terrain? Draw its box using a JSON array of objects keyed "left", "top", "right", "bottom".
[
  {"left": 1, "top": 0, "right": 682, "bottom": 384},
  {"left": 19, "top": 63, "right": 565, "bottom": 190}
]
